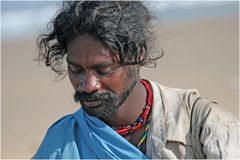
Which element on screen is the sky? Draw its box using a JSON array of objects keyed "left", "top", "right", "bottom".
[{"left": 1, "top": 1, "right": 238, "bottom": 41}]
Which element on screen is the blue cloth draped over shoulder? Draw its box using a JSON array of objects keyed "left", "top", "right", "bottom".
[{"left": 33, "top": 107, "right": 148, "bottom": 159}]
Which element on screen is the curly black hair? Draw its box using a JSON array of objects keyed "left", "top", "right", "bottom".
[{"left": 37, "top": 1, "right": 163, "bottom": 78}]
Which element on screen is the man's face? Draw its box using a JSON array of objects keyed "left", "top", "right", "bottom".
[{"left": 66, "top": 34, "right": 139, "bottom": 119}]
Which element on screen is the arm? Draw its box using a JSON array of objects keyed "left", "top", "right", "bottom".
[{"left": 190, "top": 97, "right": 240, "bottom": 159}]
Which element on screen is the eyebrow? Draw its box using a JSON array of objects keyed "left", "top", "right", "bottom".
[
  {"left": 66, "top": 58, "right": 114, "bottom": 69},
  {"left": 66, "top": 58, "right": 82, "bottom": 68},
  {"left": 94, "top": 62, "right": 114, "bottom": 68}
]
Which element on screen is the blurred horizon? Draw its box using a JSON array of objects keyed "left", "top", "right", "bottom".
[{"left": 1, "top": 1, "right": 238, "bottom": 41}]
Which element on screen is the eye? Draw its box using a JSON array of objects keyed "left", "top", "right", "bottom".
[
  {"left": 68, "top": 64, "right": 84, "bottom": 74},
  {"left": 96, "top": 66, "right": 112, "bottom": 76}
]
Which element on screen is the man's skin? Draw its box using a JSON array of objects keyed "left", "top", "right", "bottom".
[{"left": 66, "top": 34, "right": 148, "bottom": 152}]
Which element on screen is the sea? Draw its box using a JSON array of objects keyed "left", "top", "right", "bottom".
[{"left": 1, "top": 1, "right": 238, "bottom": 41}]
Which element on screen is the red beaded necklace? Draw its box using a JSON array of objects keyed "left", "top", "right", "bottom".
[{"left": 113, "top": 79, "right": 153, "bottom": 136}]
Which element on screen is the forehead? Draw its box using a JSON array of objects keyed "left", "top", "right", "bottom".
[{"left": 66, "top": 34, "right": 116, "bottom": 66}]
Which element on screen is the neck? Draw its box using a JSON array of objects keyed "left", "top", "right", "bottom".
[{"left": 102, "top": 80, "right": 147, "bottom": 128}]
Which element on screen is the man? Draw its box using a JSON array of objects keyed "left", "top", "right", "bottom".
[{"left": 33, "top": 1, "right": 239, "bottom": 159}]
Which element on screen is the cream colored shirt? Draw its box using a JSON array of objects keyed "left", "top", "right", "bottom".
[{"left": 146, "top": 80, "right": 240, "bottom": 159}]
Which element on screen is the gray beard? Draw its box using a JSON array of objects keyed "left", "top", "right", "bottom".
[{"left": 81, "top": 79, "right": 137, "bottom": 119}]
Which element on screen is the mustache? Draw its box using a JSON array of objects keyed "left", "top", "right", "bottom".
[{"left": 74, "top": 91, "right": 115, "bottom": 102}]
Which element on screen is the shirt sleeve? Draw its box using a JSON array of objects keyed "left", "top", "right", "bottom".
[{"left": 191, "top": 97, "right": 240, "bottom": 159}]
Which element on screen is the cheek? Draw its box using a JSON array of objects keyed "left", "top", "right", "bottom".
[
  {"left": 68, "top": 72, "right": 80, "bottom": 90},
  {"left": 101, "top": 67, "right": 128, "bottom": 94}
]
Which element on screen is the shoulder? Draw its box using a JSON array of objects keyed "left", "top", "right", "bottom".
[
  {"left": 147, "top": 80, "right": 200, "bottom": 145},
  {"left": 33, "top": 113, "right": 79, "bottom": 158},
  {"left": 148, "top": 80, "right": 239, "bottom": 158},
  {"left": 47, "top": 114, "right": 76, "bottom": 135},
  {"left": 149, "top": 79, "right": 238, "bottom": 126},
  {"left": 148, "top": 80, "right": 200, "bottom": 114}
]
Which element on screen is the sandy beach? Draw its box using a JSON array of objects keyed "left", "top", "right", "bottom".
[{"left": 1, "top": 9, "right": 239, "bottom": 159}]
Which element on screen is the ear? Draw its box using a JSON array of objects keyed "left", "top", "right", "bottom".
[
  {"left": 112, "top": 52, "right": 121, "bottom": 63},
  {"left": 127, "top": 65, "right": 140, "bottom": 79},
  {"left": 135, "top": 47, "right": 147, "bottom": 67},
  {"left": 140, "top": 47, "right": 147, "bottom": 61}
]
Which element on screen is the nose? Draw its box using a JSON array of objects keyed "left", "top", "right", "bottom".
[{"left": 79, "top": 72, "right": 101, "bottom": 94}]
